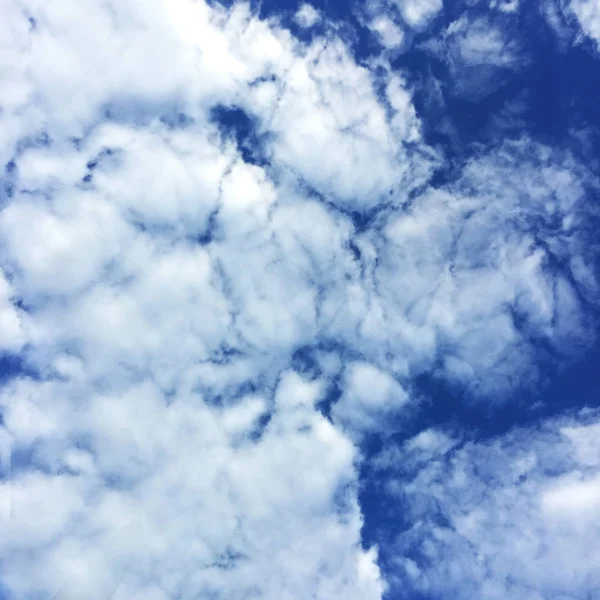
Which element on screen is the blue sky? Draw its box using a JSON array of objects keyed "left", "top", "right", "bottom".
[{"left": 0, "top": 0, "right": 599, "bottom": 598}]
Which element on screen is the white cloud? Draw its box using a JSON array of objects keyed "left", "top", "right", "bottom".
[
  {"left": 0, "top": 0, "right": 599, "bottom": 598},
  {"left": 0, "top": 2, "right": 394, "bottom": 597},
  {"left": 373, "top": 410, "right": 600, "bottom": 599},
  {"left": 1, "top": 375, "right": 384, "bottom": 600},
  {"left": 449, "top": 17, "right": 518, "bottom": 67},
  {"left": 393, "top": 0, "right": 443, "bottom": 30},
  {"left": 0, "top": 270, "right": 27, "bottom": 352},
  {"left": 490, "top": 0, "right": 520, "bottom": 13},
  {"left": 0, "top": 187, "right": 133, "bottom": 296},
  {"left": 247, "top": 38, "right": 430, "bottom": 207},
  {"left": 359, "top": 138, "right": 596, "bottom": 394},
  {"left": 421, "top": 14, "right": 525, "bottom": 99},
  {"left": 369, "top": 16, "right": 405, "bottom": 48},
  {"left": 530, "top": 0, "right": 600, "bottom": 53},
  {"left": 294, "top": 3, "right": 321, "bottom": 28},
  {"left": 332, "top": 362, "right": 410, "bottom": 436},
  {"left": 542, "top": 473, "right": 600, "bottom": 517},
  {"left": 570, "top": 0, "right": 600, "bottom": 48}
]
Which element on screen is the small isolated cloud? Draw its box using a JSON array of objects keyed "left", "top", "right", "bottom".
[
  {"left": 393, "top": 0, "right": 442, "bottom": 30},
  {"left": 294, "top": 3, "right": 321, "bottom": 28},
  {"left": 544, "top": 0, "right": 600, "bottom": 50},
  {"left": 421, "top": 13, "right": 525, "bottom": 99},
  {"left": 369, "top": 16, "right": 405, "bottom": 49}
]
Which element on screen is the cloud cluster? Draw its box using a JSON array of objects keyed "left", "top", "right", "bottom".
[
  {"left": 570, "top": 0, "right": 600, "bottom": 48},
  {"left": 372, "top": 409, "right": 600, "bottom": 599},
  {"left": 353, "top": 138, "right": 597, "bottom": 395},
  {"left": 0, "top": 0, "right": 598, "bottom": 598},
  {"left": 393, "top": 0, "right": 443, "bottom": 31}
]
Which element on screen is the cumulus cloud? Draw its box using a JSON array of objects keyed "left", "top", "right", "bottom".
[
  {"left": 370, "top": 410, "right": 600, "bottom": 599},
  {"left": 393, "top": 0, "right": 443, "bottom": 30},
  {"left": 0, "top": 1, "right": 392, "bottom": 597},
  {"left": 245, "top": 38, "right": 432, "bottom": 207},
  {"left": 544, "top": 0, "right": 600, "bottom": 50},
  {"left": 368, "top": 15, "right": 405, "bottom": 48},
  {"left": 332, "top": 362, "right": 410, "bottom": 437},
  {"left": 0, "top": 0, "right": 599, "bottom": 598},
  {"left": 360, "top": 0, "right": 439, "bottom": 51},
  {"left": 294, "top": 3, "right": 321, "bottom": 28}
]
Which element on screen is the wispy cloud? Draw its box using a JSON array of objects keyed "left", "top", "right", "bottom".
[{"left": 369, "top": 409, "right": 600, "bottom": 598}]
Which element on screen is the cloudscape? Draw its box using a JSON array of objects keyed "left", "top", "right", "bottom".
[{"left": 0, "top": 0, "right": 599, "bottom": 598}]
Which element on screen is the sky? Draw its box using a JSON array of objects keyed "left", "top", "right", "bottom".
[{"left": 0, "top": 0, "right": 599, "bottom": 599}]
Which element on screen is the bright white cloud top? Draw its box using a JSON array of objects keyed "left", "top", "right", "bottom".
[{"left": 0, "top": 0, "right": 599, "bottom": 599}]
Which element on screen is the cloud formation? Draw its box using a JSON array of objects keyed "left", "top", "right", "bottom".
[
  {"left": 0, "top": 0, "right": 599, "bottom": 598},
  {"left": 294, "top": 3, "right": 321, "bottom": 28},
  {"left": 544, "top": 0, "right": 600, "bottom": 50},
  {"left": 2, "top": 373, "right": 384, "bottom": 600},
  {"left": 371, "top": 410, "right": 600, "bottom": 599},
  {"left": 420, "top": 10, "right": 526, "bottom": 100}
]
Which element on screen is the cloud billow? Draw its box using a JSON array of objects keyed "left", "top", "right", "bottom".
[{"left": 0, "top": 0, "right": 599, "bottom": 598}]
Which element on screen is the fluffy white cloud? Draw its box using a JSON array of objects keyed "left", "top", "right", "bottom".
[
  {"left": 0, "top": 0, "right": 598, "bottom": 598},
  {"left": 372, "top": 410, "right": 600, "bottom": 599},
  {"left": 0, "top": 1, "right": 395, "bottom": 597},
  {"left": 1, "top": 373, "right": 385, "bottom": 600},
  {"left": 247, "top": 38, "right": 430, "bottom": 207},
  {"left": 332, "top": 362, "right": 410, "bottom": 436},
  {"left": 0, "top": 270, "right": 27, "bottom": 352},
  {"left": 393, "top": 0, "right": 443, "bottom": 30}
]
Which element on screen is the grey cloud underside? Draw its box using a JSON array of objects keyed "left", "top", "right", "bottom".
[{"left": 0, "top": 1, "right": 599, "bottom": 599}]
